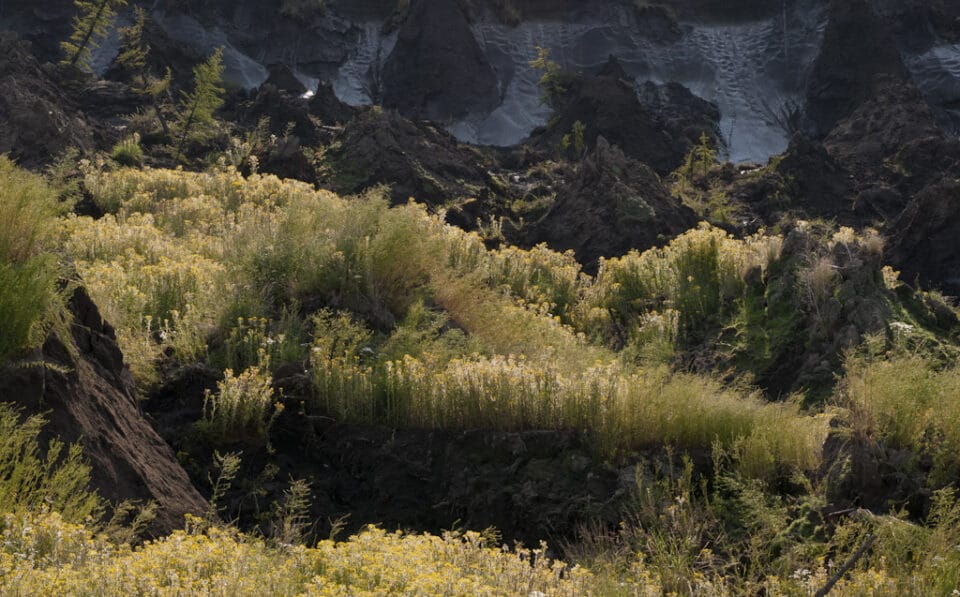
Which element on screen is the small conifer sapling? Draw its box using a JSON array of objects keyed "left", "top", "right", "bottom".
[
  {"left": 116, "top": 7, "right": 173, "bottom": 136},
  {"left": 175, "top": 47, "right": 225, "bottom": 162},
  {"left": 61, "top": 0, "right": 128, "bottom": 71}
]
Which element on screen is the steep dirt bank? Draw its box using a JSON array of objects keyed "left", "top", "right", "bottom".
[
  {"left": 0, "top": 287, "right": 208, "bottom": 535},
  {"left": 146, "top": 365, "right": 643, "bottom": 547}
]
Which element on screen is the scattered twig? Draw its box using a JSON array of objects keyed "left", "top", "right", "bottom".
[{"left": 815, "top": 534, "right": 877, "bottom": 597}]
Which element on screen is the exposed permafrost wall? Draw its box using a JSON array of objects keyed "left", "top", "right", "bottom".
[
  {"left": 462, "top": 1, "right": 828, "bottom": 163},
  {"left": 904, "top": 43, "right": 960, "bottom": 134},
  {"left": 331, "top": 22, "right": 398, "bottom": 106},
  {"left": 154, "top": 13, "right": 269, "bottom": 89},
  {"left": 142, "top": 0, "right": 957, "bottom": 165},
  {"left": 331, "top": 1, "right": 830, "bottom": 163}
]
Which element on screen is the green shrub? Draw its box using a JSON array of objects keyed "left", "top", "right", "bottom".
[
  {"left": 201, "top": 361, "right": 277, "bottom": 444},
  {"left": 589, "top": 224, "right": 779, "bottom": 340},
  {"left": 0, "top": 403, "right": 102, "bottom": 523},
  {"left": 110, "top": 133, "right": 144, "bottom": 167},
  {"left": 0, "top": 156, "right": 66, "bottom": 364}
]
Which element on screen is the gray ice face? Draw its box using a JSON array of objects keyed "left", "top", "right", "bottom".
[
  {"left": 150, "top": 0, "right": 958, "bottom": 166},
  {"left": 330, "top": 1, "right": 829, "bottom": 164},
  {"left": 459, "top": 12, "right": 828, "bottom": 164},
  {"left": 904, "top": 42, "right": 960, "bottom": 134}
]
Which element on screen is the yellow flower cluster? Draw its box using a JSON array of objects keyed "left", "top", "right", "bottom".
[{"left": 0, "top": 513, "right": 662, "bottom": 596}]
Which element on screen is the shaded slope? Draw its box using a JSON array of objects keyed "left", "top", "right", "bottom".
[{"left": 0, "top": 287, "right": 208, "bottom": 535}]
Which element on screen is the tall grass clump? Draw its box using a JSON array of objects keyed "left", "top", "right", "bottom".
[
  {"left": 309, "top": 312, "right": 824, "bottom": 477},
  {"left": 0, "top": 157, "right": 67, "bottom": 363},
  {"left": 842, "top": 352, "right": 960, "bottom": 484},
  {"left": 110, "top": 133, "right": 144, "bottom": 167}
]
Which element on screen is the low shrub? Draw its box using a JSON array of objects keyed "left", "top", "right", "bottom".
[
  {"left": 0, "top": 403, "right": 101, "bottom": 524},
  {"left": 842, "top": 352, "right": 960, "bottom": 484}
]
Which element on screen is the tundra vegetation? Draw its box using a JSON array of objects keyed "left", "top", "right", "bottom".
[
  {"left": 3, "top": 4, "right": 960, "bottom": 595},
  {"left": 0, "top": 153, "right": 958, "bottom": 594}
]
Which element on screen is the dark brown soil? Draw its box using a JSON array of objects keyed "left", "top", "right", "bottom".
[
  {"left": 526, "top": 136, "right": 697, "bottom": 273},
  {"left": 146, "top": 368, "right": 647, "bottom": 548}
]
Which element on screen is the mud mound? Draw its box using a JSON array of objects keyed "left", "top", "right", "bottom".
[
  {"left": 528, "top": 59, "right": 720, "bottom": 176},
  {"left": 309, "top": 81, "right": 358, "bottom": 125},
  {"left": 0, "top": 33, "right": 95, "bottom": 167},
  {"left": 382, "top": 0, "right": 499, "bottom": 122},
  {"left": 0, "top": 287, "right": 208, "bottom": 535},
  {"left": 823, "top": 76, "right": 941, "bottom": 181},
  {"left": 728, "top": 135, "right": 857, "bottom": 225},
  {"left": 148, "top": 372, "right": 637, "bottom": 547},
  {"left": 528, "top": 137, "right": 697, "bottom": 273},
  {"left": 804, "top": 0, "right": 910, "bottom": 138},
  {"left": 319, "top": 108, "right": 497, "bottom": 206}
]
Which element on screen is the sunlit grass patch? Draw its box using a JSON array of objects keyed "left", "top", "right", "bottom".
[
  {"left": 0, "top": 157, "right": 68, "bottom": 363},
  {"left": 842, "top": 352, "right": 960, "bottom": 484}
]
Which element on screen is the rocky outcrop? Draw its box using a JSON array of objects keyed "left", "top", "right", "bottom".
[
  {"left": 264, "top": 63, "right": 308, "bottom": 95},
  {"left": 821, "top": 425, "right": 926, "bottom": 517},
  {"left": 143, "top": 355, "right": 649, "bottom": 549},
  {"left": 528, "top": 137, "right": 698, "bottom": 272},
  {"left": 269, "top": 422, "right": 633, "bottom": 547},
  {"left": 309, "top": 81, "right": 358, "bottom": 125},
  {"left": 0, "top": 0, "right": 75, "bottom": 64},
  {"left": 382, "top": 0, "right": 499, "bottom": 122},
  {"left": 728, "top": 135, "right": 857, "bottom": 224},
  {"left": 888, "top": 178, "right": 960, "bottom": 296},
  {"left": 150, "top": 380, "right": 638, "bottom": 547},
  {"left": 800, "top": 0, "right": 946, "bottom": 190},
  {"left": 804, "top": 0, "right": 912, "bottom": 138},
  {"left": 822, "top": 76, "right": 941, "bottom": 181},
  {"left": 876, "top": 0, "right": 960, "bottom": 50},
  {"left": 0, "top": 287, "right": 208, "bottom": 536},
  {"left": 858, "top": 134, "right": 960, "bottom": 297},
  {"left": 637, "top": 80, "right": 723, "bottom": 158}
]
